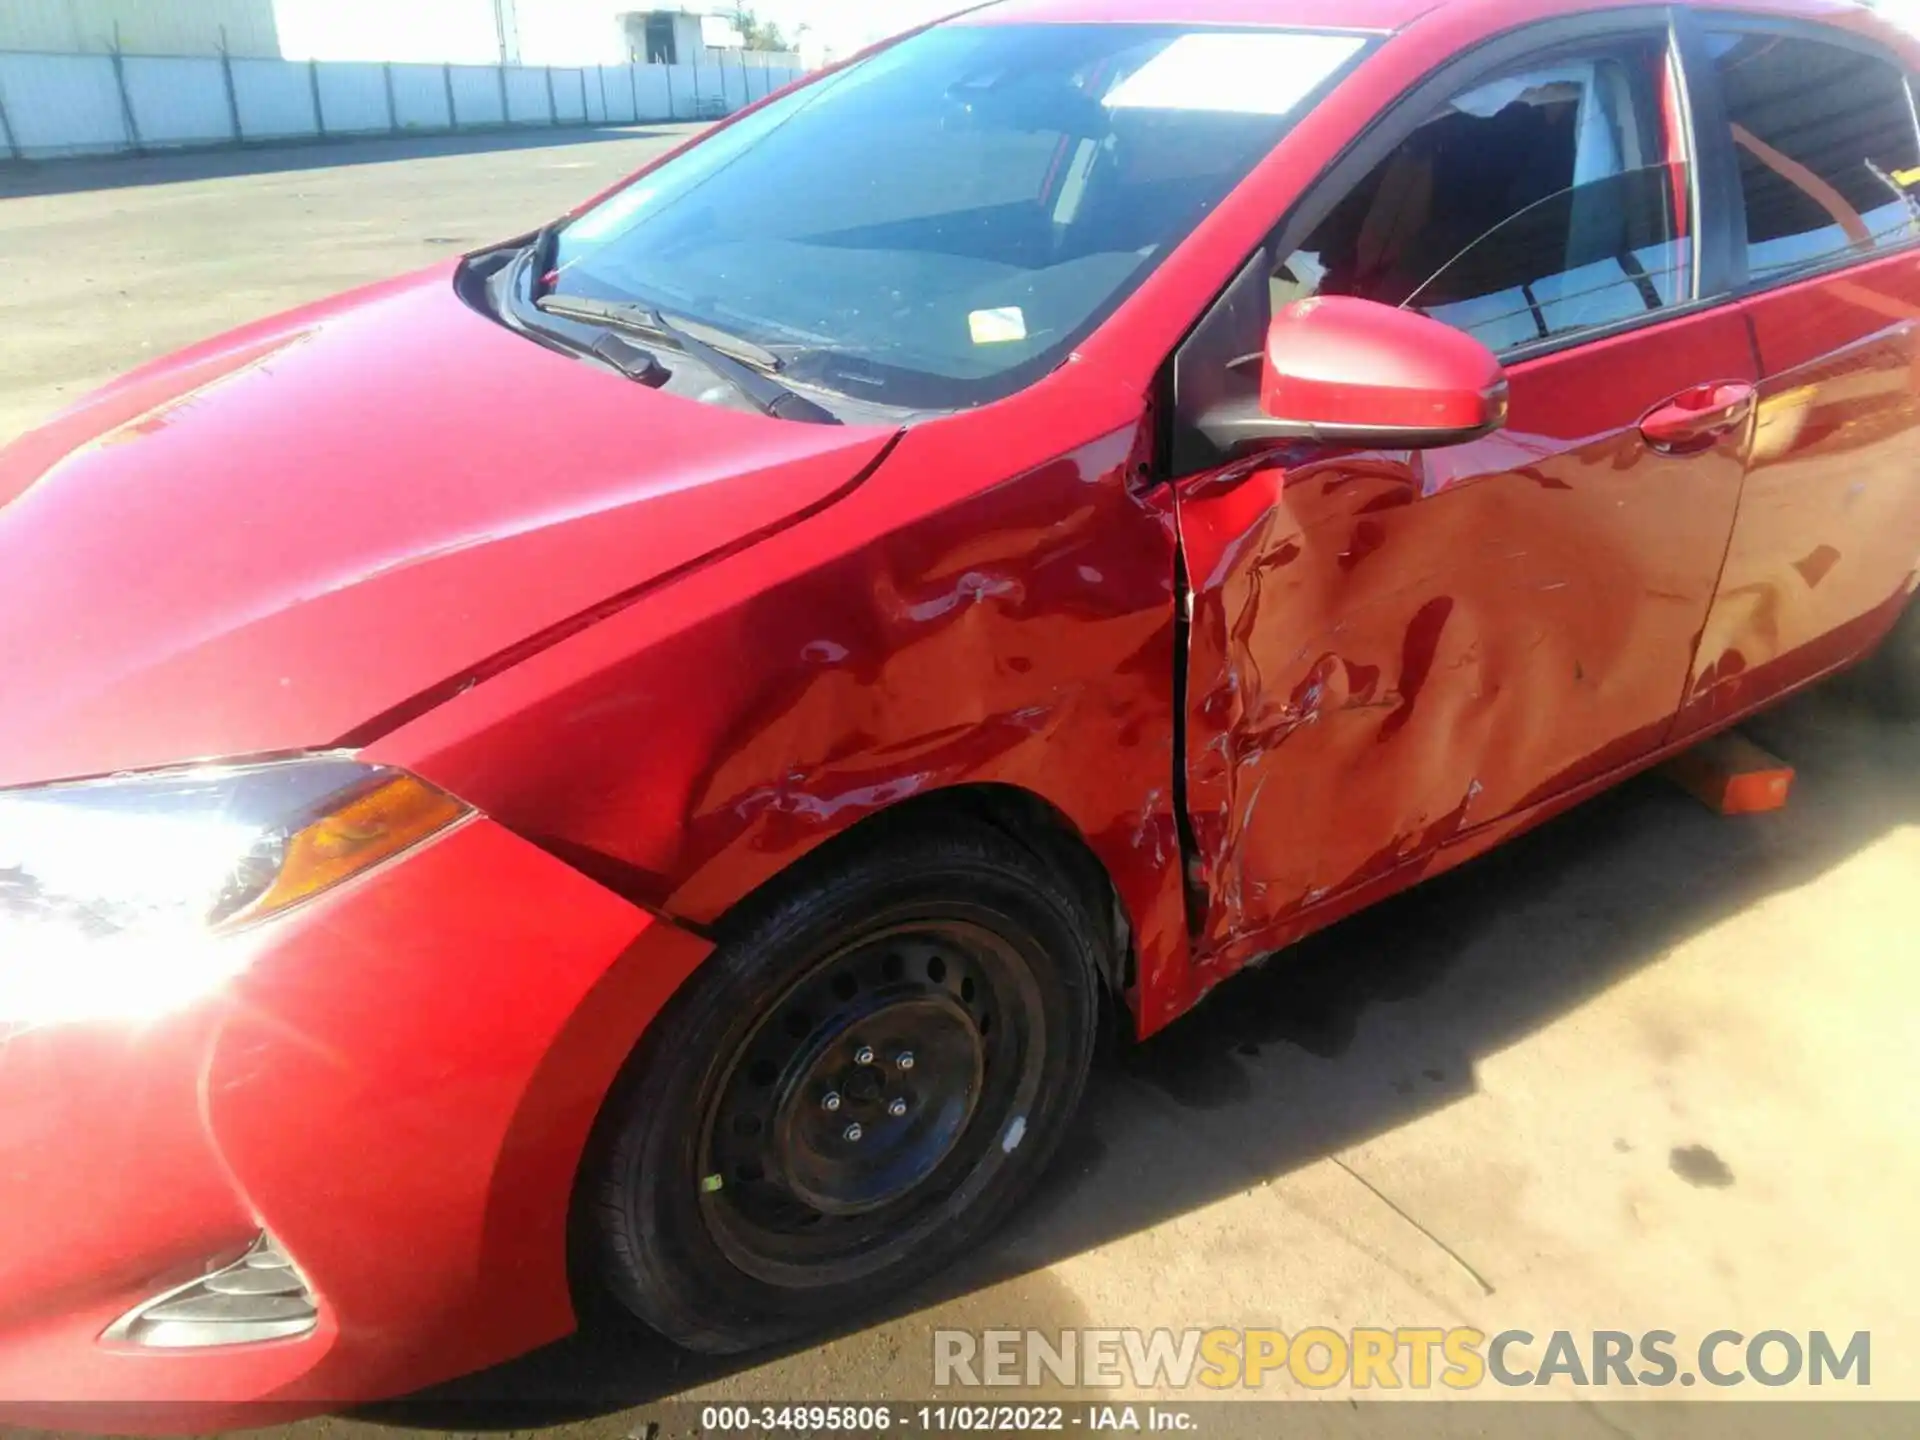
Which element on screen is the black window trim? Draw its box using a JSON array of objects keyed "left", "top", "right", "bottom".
[
  {"left": 1671, "top": 4, "right": 1744, "bottom": 297},
  {"left": 1680, "top": 7, "right": 1920, "bottom": 301},
  {"left": 1165, "top": 6, "right": 1710, "bottom": 475}
]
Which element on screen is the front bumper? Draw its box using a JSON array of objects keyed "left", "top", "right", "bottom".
[{"left": 0, "top": 814, "right": 711, "bottom": 1428}]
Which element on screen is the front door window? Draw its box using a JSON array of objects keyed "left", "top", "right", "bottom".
[{"left": 1274, "top": 43, "right": 1690, "bottom": 351}]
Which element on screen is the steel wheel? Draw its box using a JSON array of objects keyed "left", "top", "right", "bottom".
[
  {"left": 700, "top": 918, "right": 1043, "bottom": 1287},
  {"left": 586, "top": 817, "right": 1103, "bottom": 1353}
]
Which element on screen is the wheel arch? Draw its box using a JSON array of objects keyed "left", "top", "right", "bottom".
[
  {"left": 558, "top": 782, "right": 1122, "bottom": 1343},
  {"left": 715, "top": 781, "right": 1138, "bottom": 1019},
  {"left": 370, "top": 415, "right": 1199, "bottom": 1039}
]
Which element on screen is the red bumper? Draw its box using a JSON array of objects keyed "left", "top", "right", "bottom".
[{"left": 0, "top": 816, "right": 711, "bottom": 1427}]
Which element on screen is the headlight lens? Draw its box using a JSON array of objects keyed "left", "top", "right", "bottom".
[{"left": 0, "top": 756, "right": 468, "bottom": 1025}]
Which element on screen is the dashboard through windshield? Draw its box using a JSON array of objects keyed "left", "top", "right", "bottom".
[{"left": 544, "top": 22, "right": 1372, "bottom": 411}]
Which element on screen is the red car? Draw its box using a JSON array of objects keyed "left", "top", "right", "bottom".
[{"left": 3, "top": 0, "right": 1917, "bottom": 1419}]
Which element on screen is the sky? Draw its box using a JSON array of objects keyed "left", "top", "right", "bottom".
[{"left": 752, "top": 0, "right": 960, "bottom": 60}]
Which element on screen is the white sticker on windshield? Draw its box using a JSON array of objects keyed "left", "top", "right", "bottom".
[
  {"left": 969, "top": 307, "right": 1028, "bottom": 344},
  {"left": 1103, "top": 31, "right": 1366, "bottom": 116}
]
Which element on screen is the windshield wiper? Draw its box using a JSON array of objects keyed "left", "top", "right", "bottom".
[
  {"left": 539, "top": 293, "right": 786, "bottom": 371},
  {"left": 588, "top": 331, "right": 670, "bottom": 386},
  {"left": 535, "top": 294, "right": 837, "bottom": 424}
]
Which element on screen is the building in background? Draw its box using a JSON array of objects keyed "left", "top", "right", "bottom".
[
  {"left": 0, "top": 0, "right": 799, "bottom": 67},
  {"left": 0, "top": 0, "right": 810, "bottom": 162},
  {"left": 630, "top": 9, "right": 726, "bottom": 65},
  {"left": 621, "top": 9, "right": 798, "bottom": 67},
  {"left": 0, "top": 0, "right": 280, "bottom": 56},
  {"left": 631, "top": 9, "right": 702, "bottom": 63},
  {"left": 277, "top": 0, "right": 797, "bottom": 67}
]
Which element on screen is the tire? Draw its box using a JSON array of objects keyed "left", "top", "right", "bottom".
[
  {"left": 1864, "top": 595, "right": 1920, "bottom": 718},
  {"left": 586, "top": 817, "right": 1104, "bottom": 1354}
]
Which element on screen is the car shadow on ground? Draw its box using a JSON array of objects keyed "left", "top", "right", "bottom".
[
  {"left": 0, "top": 125, "right": 698, "bottom": 200},
  {"left": 364, "top": 682, "right": 1919, "bottom": 1430}
]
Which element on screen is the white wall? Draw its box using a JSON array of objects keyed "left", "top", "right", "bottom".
[
  {"left": 227, "top": 55, "right": 311, "bottom": 136},
  {"left": 0, "top": 49, "right": 807, "bottom": 159},
  {"left": 389, "top": 62, "right": 452, "bottom": 128},
  {"left": 0, "top": 0, "right": 281, "bottom": 58},
  {"left": 0, "top": 50, "right": 124, "bottom": 155},
  {"left": 445, "top": 63, "right": 504, "bottom": 125},
  {"left": 122, "top": 53, "right": 230, "bottom": 142}
]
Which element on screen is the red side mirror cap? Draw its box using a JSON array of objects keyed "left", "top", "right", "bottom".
[{"left": 1261, "top": 295, "right": 1507, "bottom": 448}]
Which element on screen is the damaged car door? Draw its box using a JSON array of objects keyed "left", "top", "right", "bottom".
[{"left": 1168, "top": 20, "right": 1758, "bottom": 966}]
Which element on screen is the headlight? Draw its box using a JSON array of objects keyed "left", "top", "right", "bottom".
[{"left": 0, "top": 756, "right": 468, "bottom": 1025}]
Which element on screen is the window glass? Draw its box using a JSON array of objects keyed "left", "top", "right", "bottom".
[
  {"left": 550, "top": 24, "right": 1368, "bottom": 411},
  {"left": 1407, "top": 166, "right": 1686, "bottom": 351},
  {"left": 1706, "top": 30, "right": 1920, "bottom": 281},
  {"left": 1274, "top": 40, "right": 1688, "bottom": 353}
]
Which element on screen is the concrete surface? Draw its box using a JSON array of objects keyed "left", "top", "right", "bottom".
[
  {"left": 0, "top": 127, "right": 709, "bottom": 444},
  {"left": 3, "top": 132, "right": 1917, "bottom": 1437}
]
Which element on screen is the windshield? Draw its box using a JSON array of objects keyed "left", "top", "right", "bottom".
[{"left": 549, "top": 23, "right": 1369, "bottom": 411}]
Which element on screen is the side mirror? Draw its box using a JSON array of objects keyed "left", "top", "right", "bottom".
[{"left": 1197, "top": 296, "right": 1507, "bottom": 456}]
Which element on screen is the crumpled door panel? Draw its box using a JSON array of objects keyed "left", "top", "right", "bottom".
[{"left": 1176, "top": 308, "right": 1754, "bottom": 972}]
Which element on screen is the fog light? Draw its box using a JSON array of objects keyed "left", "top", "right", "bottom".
[{"left": 103, "top": 1235, "right": 317, "bottom": 1348}]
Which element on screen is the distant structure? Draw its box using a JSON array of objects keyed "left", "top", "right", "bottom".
[
  {"left": 621, "top": 7, "right": 800, "bottom": 69},
  {"left": 0, "top": 1, "right": 798, "bottom": 69},
  {"left": 0, "top": 0, "right": 808, "bottom": 162},
  {"left": 0, "top": 0, "right": 281, "bottom": 57}
]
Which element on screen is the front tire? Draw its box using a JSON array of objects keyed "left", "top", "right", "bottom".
[{"left": 586, "top": 818, "right": 1103, "bottom": 1353}]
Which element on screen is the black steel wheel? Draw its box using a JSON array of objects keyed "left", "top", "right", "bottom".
[{"left": 585, "top": 816, "right": 1104, "bottom": 1353}]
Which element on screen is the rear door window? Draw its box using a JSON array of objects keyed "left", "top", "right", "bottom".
[{"left": 1705, "top": 28, "right": 1920, "bottom": 282}]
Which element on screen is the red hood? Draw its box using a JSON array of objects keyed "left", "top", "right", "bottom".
[{"left": 0, "top": 266, "right": 898, "bottom": 788}]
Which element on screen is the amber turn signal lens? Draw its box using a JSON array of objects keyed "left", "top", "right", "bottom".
[{"left": 238, "top": 774, "right": 468, "bottom": 923}]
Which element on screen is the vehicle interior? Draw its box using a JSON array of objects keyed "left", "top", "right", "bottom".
[{"left": 1272, "top": 45, "right": 1688, "bottom": 353}]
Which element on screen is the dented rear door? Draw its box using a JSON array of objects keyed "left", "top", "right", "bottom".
[{"left": 1174, "top": 305, "right": 1756, "bottom": 965}]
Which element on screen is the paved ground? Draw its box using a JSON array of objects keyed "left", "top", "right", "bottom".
[
  {"left": 0, "top": 127, "right": 708, "bottom": 444},
  {"left": 3, "top": 132, "right": 1917, "bottom": 1438}
]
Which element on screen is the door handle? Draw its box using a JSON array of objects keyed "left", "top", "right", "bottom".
[{"left": 1639, "top": 380, "right": 1757, "bottom": 455}]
